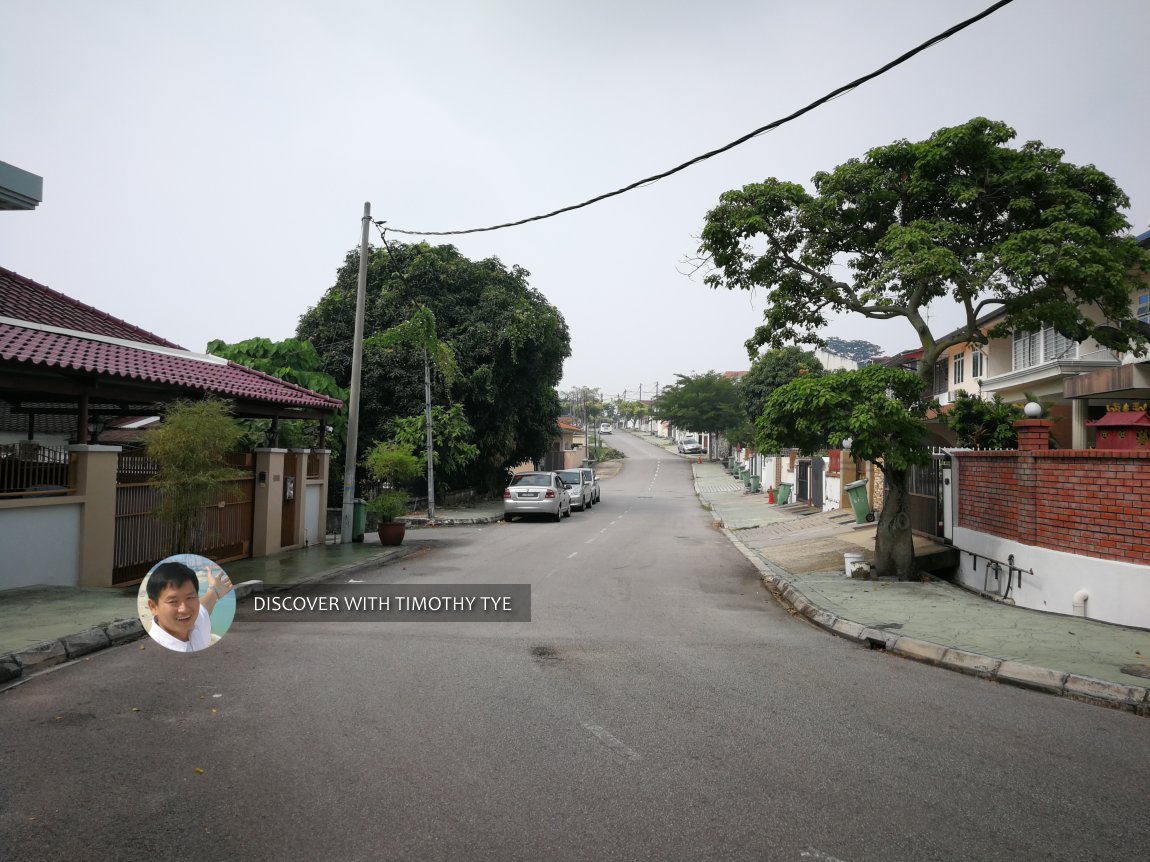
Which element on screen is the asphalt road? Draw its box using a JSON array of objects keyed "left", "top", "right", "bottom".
[{"left": 2, "top": 433, "right": 1148, "bottom": 861}]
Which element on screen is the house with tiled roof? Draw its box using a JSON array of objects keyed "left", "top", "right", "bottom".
[{"left": 0, "top": 266, "right": 342, "bottom": 591}]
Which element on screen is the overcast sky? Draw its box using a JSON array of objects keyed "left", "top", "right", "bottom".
[{"left": 3, "top": 0, "right": 1147, "bottom": 401}]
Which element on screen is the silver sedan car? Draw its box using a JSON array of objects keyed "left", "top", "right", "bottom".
[
  {"left": 580, "top": 467, "right": 600, "bottom": 504},
  {"left": 556, "top": 469, "right": 592, "bottom": 511},
  {"left": 503, "top": 471, "right": 572, "bottom": 522}
]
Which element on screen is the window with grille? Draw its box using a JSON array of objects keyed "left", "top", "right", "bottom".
[
  {"left": 953, "top": 352, "right": 965, "bottom": 385},
  {"left": 1012, "top": 328, "right": 1078, "bottom": 370},
  {"left": 932, "top": 360, "right": 948, "bottom": 396}
]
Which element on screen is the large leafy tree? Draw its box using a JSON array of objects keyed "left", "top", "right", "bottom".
[
  {"left": 740, "top": 347, "right": 823, "bottom": 424},
  {"left": 700, "top": 117, "right": 1149, "bottom": 576},
  {"left": 390, "top": 404, "right": 480, "bottom": 491},
  {"left": 298, "top": 242, "right": 570, "bottom": 493},
  {"left": 758, "top": 367, "right": 934, "bottom": 579},
  {"left": 702, "top": 118, "right": 1148, "bottom": 371},
  {"left": 653, "top": 372, "right": 744, "bottom": 456},
  {"left": 206, "top": 336, "right": 346, "bottom": 451}
]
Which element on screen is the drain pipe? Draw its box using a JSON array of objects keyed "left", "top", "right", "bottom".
[{"left": 1072, "top": 590, "right": 1089, "bottom": 618}]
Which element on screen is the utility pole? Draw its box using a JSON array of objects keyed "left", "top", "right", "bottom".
[
  {"left": 341, "top": 202, "right": 371, "bottom": 543},
  {"left": 423, "top": 348, "right": 435, "bottom": 519}
]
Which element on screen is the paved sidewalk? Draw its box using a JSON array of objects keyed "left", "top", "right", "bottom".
[
  {"left": 686, "top": 456, "right": 1150, "bottom": 714},
  {"left": 0, "top": 499, "right": 505, "bottom": 686}
]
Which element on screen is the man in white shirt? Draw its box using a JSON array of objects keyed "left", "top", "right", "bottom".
[{"left": 145, "top": 561, "right": 233, "bottom": 653}]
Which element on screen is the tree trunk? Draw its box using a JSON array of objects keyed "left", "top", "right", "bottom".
[{"left": 873, "top": 467, "right": 917, "bottom": 580}]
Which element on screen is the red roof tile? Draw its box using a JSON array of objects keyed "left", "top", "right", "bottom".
[
  {"left": 0, "top": 268, "right": 342, "bottom": 413},
  {"left": 0, "top": 323, "right": 342, "bottom": 411},
  {"left": 0, "top": 266, "right": 180, "bottom": 347}
]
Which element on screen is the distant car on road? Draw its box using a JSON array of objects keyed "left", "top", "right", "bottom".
[
  {"left": 503, "top": 472, "right": 572, "bottom": 522},
  {"left": 599, "top": 422, "right": 613, "bottom": 435},
  {"left": 556, "top": 469, "right": 593, "bottom": 511},
  {"left": 677, "top": 436, "right": 703, "bottom": 455}
]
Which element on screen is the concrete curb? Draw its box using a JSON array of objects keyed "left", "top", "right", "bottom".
[
  {"left": 402, "top": 514, "right": 504, "bottom": 527},
  {"left": 0, "top": 546, "right": 420, "bottom": 688},
  {"left": 718, "top": 524, "right": 1150, "bottom": 716},
  {"left": 0, "top": 617, "right": 146, "bottom": 686}
]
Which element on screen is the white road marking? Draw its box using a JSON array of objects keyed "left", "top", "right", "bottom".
[
  {"left": 800, "top": 849, "right": 847, "bottom": 861},
  {"left": 567, "top": 552, "right": 578, "bottom": 559},
  {"left": 586, "top": 537, "right": 596, "bottom": 544},
  {"left": 581, "top": 723, "right": 641, "bottom": 761}
]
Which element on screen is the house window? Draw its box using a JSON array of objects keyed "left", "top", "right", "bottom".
[
  {"left": 971, "top": 348, "right": 985, "bottom": 378},
  {"left": 1012, "top": 327, "right": 1078, "bottom": 370},
  {"left": 953, "top": 352, "right": 965, "bottom": 385},
  {"left": 932, "top": 360, "right": 948, "bottom": 396},
  {"left": 1138, "top": 292, "right": 1149, "bottom": 324}
]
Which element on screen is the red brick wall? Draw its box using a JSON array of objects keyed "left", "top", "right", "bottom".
[{"left": 954, "top": 449, "right": 1150, "bottom": 564}]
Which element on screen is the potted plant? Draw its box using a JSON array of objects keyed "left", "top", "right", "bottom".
[{"left": 363, "top": 442, "right": 424, "bottom": 546}]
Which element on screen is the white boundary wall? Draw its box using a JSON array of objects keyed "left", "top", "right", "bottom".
[
  {"left": 946, "top": 466, "right": 1150, "bottom": 628},
  {"left": 0, "top": 501, "right": 82, "bottom": 589},
  {"left": 951, "top": 526, "right": 1150, "bottom": 628}
]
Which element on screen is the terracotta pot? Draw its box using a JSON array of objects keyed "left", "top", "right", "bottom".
[{"left": 377, "top": 521, "right": 406, "bottom": 546}]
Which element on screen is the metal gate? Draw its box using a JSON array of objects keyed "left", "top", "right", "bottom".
[
  {"left": 113, "top": 453, "right": 255, "bottom": 584},
  {"left": 795, "top": 458, "right": 810, "bottom": 502},
  {"left": 810, "top": 456, "right": 824, "bottom": 508},
  {"left": 907, "top": 454, "right": 947, "bottom": 537}
]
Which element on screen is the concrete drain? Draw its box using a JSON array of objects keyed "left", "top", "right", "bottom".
[{"left": 1119, "top": 664, "right": 1150, "bottom": 679}]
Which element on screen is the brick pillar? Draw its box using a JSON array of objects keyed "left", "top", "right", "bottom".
[
  {"left": 1014, "top": 419, "right": 1053, "bottom": 452},
  {"left": 1011, "top": 419, "right": 1050, "bottom": 546}
]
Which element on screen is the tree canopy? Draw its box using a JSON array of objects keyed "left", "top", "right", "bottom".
[
  {"left": 298, "top": 241, "right": 570, "bottom": 492},
  {"left": 822, "top": 337, "right": 883, "bottom": 364},
  {"left": 758, "top": 366, "right": 933, "bottom": 473},
  {"left": 206, "top": 336, "right": 346, "bottom": 451},
  {"left": 739, "top": 347, "right": 823, "bottom": 424},
  {"left": 701, "top": 117, "right": 1149, "bottom": 380},
  {"left": 206, "top": 337, "right": 346, "bottom": 399},
  {"left": 653, "top": 372, "right": 744, "bottom": 448},
  {"left": 757, "top": 366, "right": 934, "bottom": 579}
]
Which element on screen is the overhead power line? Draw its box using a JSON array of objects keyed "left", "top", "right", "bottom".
[{"left": 384, "top": 0, "right": 1016, "bottom": 238}]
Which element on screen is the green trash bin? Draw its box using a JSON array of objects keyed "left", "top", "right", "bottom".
[
  {"left": 776, "top": 482, "right": 792, "bottom": 505},
  {"left": 353, "top": 498, "right": 367, "bottom": 542},
  {"left": 844, "top": 479, "right": 874, "bottom": 524},
  {"left": 750, "top": 475, "right": 761, "bottom": 493}
]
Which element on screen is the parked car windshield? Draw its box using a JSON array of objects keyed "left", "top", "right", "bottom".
[
  {"left": 510, "top": 473, "right": 550, "bottom": 487},
  {"left": 557, "top": 471, "right": 582, "bottom": 484}
]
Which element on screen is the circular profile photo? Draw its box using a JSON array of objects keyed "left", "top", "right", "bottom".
[{"left": 137, "top": 554, "right": 236, "bottom": 653}]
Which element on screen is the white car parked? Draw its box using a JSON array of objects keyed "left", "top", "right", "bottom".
[{"left": 503, "top": 472, "right": 572, "bottom": 522}]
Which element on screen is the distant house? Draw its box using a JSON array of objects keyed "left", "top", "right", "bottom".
[{"left": 0, "top": 266, "right": 342, "bottom": 590}]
